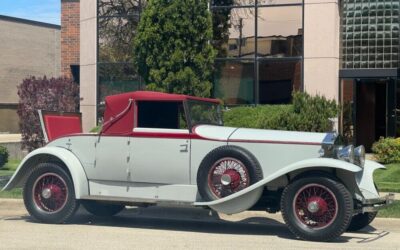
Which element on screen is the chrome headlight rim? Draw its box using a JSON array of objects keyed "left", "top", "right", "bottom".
[
  {"left": 336, "top": 145, "right": 355, "bottom": 164},
  {"left": 354, "top": 145, "right": 365, "bottom": 168}
]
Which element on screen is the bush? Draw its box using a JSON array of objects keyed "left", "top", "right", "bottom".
[
  {"left": 17, "top": 76, "right": 79, "bottom": 151},
  {"left": 0, "top": 146, "right": 9, "bottom": 169},
  {"left": 223, "top": 92, "right": 339, "bottom": 133},
  {"left": 223, "top": 105, "right": 292, "bottom": 129},
  {"left": 372, "top": 137, "right": 400, "bottom": 164}
]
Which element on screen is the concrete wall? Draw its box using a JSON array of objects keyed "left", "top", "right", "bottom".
[
  {"left": 303, "top": 0, "right": 340, "bottom": 101},
  {"left": 80, "top": 0, "right": 97, "bottom": 132},
  {"left": 0, "top": 17, "right": 61, "bottom": 133}
]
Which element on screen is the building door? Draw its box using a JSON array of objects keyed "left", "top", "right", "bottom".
[{"left": 353, "top": 78, "right": 398, "bottom": 151}]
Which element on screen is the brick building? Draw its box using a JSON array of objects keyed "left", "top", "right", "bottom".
[{"left": 61, "top": 0, "right": 80, "bottom": 81}]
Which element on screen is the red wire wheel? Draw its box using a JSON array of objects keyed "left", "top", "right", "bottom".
[
  {"left": 280, "top": 176, "right": 353, "bottom": 241},
  {"left": 23, "top": 163, "right": 79, "bottom": 224},
  {"left": 32, "top": 173, "right": 69, "bottom": 213},
  {"left": 293, "top": 184, "right": 338, "bottom": 229},
  {"left": 207, "top": 157, "right": 250, "bottom": 198}
]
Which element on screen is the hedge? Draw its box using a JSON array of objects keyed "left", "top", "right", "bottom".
[{"left": 224, "top": 92, "right": 339, "bottom": 133}]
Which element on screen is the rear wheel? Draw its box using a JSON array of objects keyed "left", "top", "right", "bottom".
[
  {"left": 23, "top": 163, "right": 79, "bottom": 223},
  {"left": 81, "top": 200, "right": 125, "bottom": 217},
  {"left": 280, "top": 176, "right": 353, "bottom": 241}
]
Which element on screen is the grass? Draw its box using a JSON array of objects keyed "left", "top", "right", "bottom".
[
  {"left": 374, "top": 163, "right": 400, "bottom": 192},
  {"left": 0, "top": 159, "right": 22, "bottom": 198},
  {"left": 0, "top": 188, "right": 22, "bottom": 199},
  {"left": 377, "top": 201, "right": 400, "bottom": 218},
  {"left": 0, "top": 159, "right": 20, "bottom": 176}
]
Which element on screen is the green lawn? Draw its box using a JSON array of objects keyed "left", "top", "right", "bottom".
[
  {"left": 377, "top": 201, "right": 400, "bottom": 218},
  {"left": 0, "top": 159, "right": 20, "bottom": 176},
  {"left": 0, "top": 159, "right": 21, "bottom": 198},
  {"left": 0, "top": 188, "right": 22, "bottom": 199},
  {"left": 374, "top": 163, "right": 400, "bottom": 192}
]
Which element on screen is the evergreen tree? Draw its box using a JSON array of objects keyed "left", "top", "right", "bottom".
[{"left": 133, "top": 0, "right": 216, "bottom": 97}]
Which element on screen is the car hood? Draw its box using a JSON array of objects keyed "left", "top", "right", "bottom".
[{"left": 194, "top": 125, "right": 336, "bottom": 145}]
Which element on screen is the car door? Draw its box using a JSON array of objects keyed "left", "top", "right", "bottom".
[
  {"left": 129, "top": 101, "right": 191, "bottom": 184},
  {"left": 130, "top": 128, "right": 190, "bottom": 184},
  {"left": 92, "top": 136, "right": 132, "bottom": 182}
]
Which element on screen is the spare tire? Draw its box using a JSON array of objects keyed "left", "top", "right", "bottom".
[{"left": 197, "top": 145, "right": 263, "bottom": 201}]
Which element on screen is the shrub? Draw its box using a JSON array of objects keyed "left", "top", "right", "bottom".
[
  {"left": 17, "top": 76, "right": 79, "bottom": 151},
  {"left": 223, "top": 92, "right": 339, "bottom": 133},
  {"left": 0, "top": 146, "right": 9, "bottom": 169},
  {"left": 372, "top": 137, "right": 400, "bottom": 164},
  {"left": 223, "top": 105, "right": 292, "bottom": 129}
]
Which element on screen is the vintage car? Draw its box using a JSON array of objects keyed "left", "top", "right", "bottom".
[{"left": 2, "top": 91, "right": 394, "bottom": 241}]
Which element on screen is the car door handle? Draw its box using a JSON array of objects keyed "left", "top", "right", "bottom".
[{"left": 180, "top": 144, "right": 188, "bottom": 153}]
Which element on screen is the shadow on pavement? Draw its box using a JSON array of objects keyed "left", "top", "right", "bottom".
[{"left": 6, "top": 206, "right": 390, "bottom": 243}]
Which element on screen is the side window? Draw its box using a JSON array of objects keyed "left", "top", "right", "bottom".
[{"left": 137, "top": 101, "right": 188, "bottom": 129}]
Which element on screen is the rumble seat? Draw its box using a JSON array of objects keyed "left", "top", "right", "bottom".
[{"left": 38, "top": 110, "right": 82, "bottom": 143}]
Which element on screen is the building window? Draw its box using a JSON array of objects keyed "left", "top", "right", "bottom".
[
  {"left": 211, "top": 1, "right": 304, "bottom": 105},
  {"left": 212, "top": 7, "right": 256, "bottom": 58},
  {"left": 97, "top": 0, "right": 304, "bottom": 110},
  {"left": 213, "top": 60, "right": 255, "bottom": 104},
  {"left": 97, "top": 0, "right": 144, "bottom": 120},
  {"left": 257, "top": 6, "right": 302, "bottom": 58},
  {"left": 258, "top": 60, "right": 301, "bottom": 104}
]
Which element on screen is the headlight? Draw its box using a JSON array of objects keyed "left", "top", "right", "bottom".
[
  {"left": 354, "top": 145, "right": 365, "bottom": 167},
  {"left": 337, "top": 145, "right": 355, "bottom": 164}
]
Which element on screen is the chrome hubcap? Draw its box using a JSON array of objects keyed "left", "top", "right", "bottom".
[
  {"left": 41, "top": 188, "right": 52, "bottom": 199},
  {"left": 307, "top": 201, "right": 319, "bottom": 213},
  {"left": 221, "top": 174, "right": 232, "bottom": 186}
]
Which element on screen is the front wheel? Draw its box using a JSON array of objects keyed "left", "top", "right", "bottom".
[
  {"left": 23, "top": 163, "right": 79, "bottom": 223},
  {"left": 280, "top": 176, "right": 353, "bottom": 241}
]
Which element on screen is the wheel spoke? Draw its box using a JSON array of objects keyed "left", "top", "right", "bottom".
[
  {"left": 208, "top": 157, "right": 250, "bottom": 198},
  {"left": 293, "top": 184, "right": 338, "bottom": 229},
  {"left": 32, "top": 173, "right": 68, "bottom": 213}
]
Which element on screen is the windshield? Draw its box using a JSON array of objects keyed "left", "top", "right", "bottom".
[{"left": 187, "top": 100, "right": 223, "bottom": 127}]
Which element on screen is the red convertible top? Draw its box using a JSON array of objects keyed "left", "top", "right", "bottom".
[{"left": 102, "top": 91, "right": 220, "bottom": 135}]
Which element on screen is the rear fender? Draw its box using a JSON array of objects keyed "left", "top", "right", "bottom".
[
  {"left": 2, "top": 147, "right": 89, "bottom": 198},
  {"left": 194, "top": 158, "right": 361, "bottom": 214}
]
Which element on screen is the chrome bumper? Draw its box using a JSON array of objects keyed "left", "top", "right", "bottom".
[{"left": 362, "top": 193, "right": 395, "bottom": 213}]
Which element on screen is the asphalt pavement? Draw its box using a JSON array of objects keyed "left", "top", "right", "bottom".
[{"left": 0, "top": 198, "right": 399, "bottom": 250}]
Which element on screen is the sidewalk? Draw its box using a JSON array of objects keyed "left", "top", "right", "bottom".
[
  {"left": 0, "top": 134, "right": 21, "bottom": 143},
  {"left": 381, "top": 192, "right": 399, "bottom": 201}
]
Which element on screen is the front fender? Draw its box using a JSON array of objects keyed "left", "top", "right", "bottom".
[
  {"left": 2, "top": 147, "right": 89, "bottom": 199},
  {"left": 356, "top": 160, "right": 385, "bottom": 199},
  {"left": 194, "top": 158, "right": 361, "bottom": 214}
]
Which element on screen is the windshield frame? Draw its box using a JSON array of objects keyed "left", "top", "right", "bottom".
[{"left": 185, "top": 100, "right": 224, "bottom": 130}]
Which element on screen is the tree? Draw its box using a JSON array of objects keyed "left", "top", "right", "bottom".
[
  {"left": 133, "top": 0, "right": 216, "bottom": 97},
  {"left": 17, "top": 76, "right": 79, "bottom": 151}
]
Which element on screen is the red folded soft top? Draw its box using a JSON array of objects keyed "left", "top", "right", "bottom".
[{"left": 102, "top": 91, "right": 220, "bottom": 135}]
